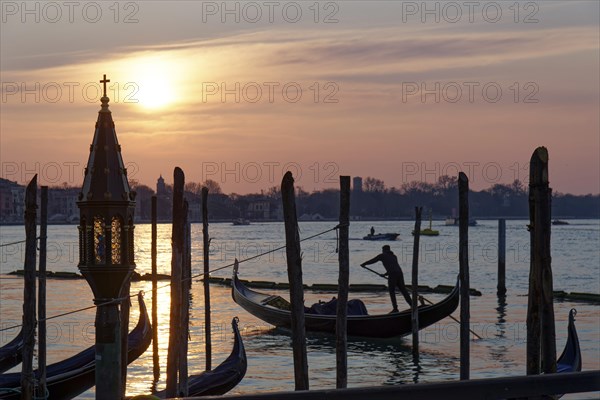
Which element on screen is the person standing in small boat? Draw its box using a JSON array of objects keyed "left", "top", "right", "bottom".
[
  {"left": 361, "top": 245, "right": 412, "bottom": 313},
  {"left": 370, "top": 226, "right": 375, "bottom": 236}
]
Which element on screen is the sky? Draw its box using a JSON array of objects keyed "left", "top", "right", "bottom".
[{"left": 1, "top": 1, "right": 599, "bottom": 195}]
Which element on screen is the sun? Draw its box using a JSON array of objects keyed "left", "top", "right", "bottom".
[{"left": 129, "top": 56, "right": 178, "bottom": 109}]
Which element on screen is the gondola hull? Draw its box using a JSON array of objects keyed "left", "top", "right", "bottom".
[
  {"left": 0, "top": 293, "right": 152, "bottom": 400},
  {"left": 0, "top": 330, "right": 23, "bottom": 374},
  {"left": 232, "top": 272, "right": 459, "bottom": 339},
  {"left": 156, "top": 317, "right": 247, "bottom": 398},
  {"left": 557, "top": 309, "right": 582, "bottom": 373}
]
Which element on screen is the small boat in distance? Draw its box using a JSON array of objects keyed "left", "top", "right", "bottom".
[
  {"left": 363, "top": 233, "right": 399, "bottom": 241},
  {"left": 413, "top": 211, "right": 439, "bottom": 236},
  {"left": 444, "top": 217, "right": 477, "bottom": 226},
  {"left": 232, "top": 218, "right": 250, "bottom": 226},
  {"left": 552, "top": 220, "right": 569, "bottom": 226},
  {"left": 232, "top": 263, "right": 459, "bottom": 338}
]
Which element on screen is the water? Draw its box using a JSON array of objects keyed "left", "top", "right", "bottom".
[{"left": 1, "top": 220, "right": 599, "bottom": 398}]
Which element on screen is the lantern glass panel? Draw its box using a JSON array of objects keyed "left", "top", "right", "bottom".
[
  {"left": 93, "top": 216, "right": 106, "bottom": 264},
  {"left": 111, "top": 216, "right": 122, "bottom": 264}
]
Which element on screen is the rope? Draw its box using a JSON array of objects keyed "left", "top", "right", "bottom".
[
  {"left": 0, "top": 238, "right": 32, "bottom": 247},
  {"left": 0, "top": 236, "right": 44, "bottom": 247},
  {"left": 0, "top": 296, "right": 134, "bottom": 333},
  {"left": 198, "top": 224, "right": 341, "bottom": 276},
  {"left": 0, "top": 225, "right": 341, "bottom": 332}
]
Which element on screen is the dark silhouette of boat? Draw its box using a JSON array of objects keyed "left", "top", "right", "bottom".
[
  {"left": 0, "top": 293, "right": 151, "bottom": 400},
  {"left": 444, "top": 217, "right": 477, "bottom": 226},
  {"left": 557, "top": 309, "right": 582, "bottom": 373},
  {"left": 156, "top": 317, "right": 247, "bottom": 397},
  {"left": 363, "top": 233, "right": 399, "bottom": 241},
  {"left": 412, "top": 213, "right": 439, "bottom": 236},
  {"left": 0, "top": 329, "right": 23, "bottom": 374},
  {"left": 552, "top": 220, "right": 569, "bottom": 226},
  {"left": 232, "top": 264, "right": 459, "bottom": 339}
]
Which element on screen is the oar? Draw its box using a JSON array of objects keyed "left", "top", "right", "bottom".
[
  {"left": 360, "top": 264, "right": 386, "bottom": 278},
  {"left": 359, "top": 265, "right": 483, "bottom": 340}
]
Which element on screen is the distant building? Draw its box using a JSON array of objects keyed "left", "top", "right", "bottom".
[
  {"left": 157, "top": 174, "right": 166, "bottom": 195},
  {"left": 0, "top": 178, "right": 24, "bottom": 222},
  {"left": 156, "top": 175, "right": 172, "bottom": 220},
  {"left": 353, "top": 177, "right": 363, "bottom": 193},
  {"left": 350, "top": 176, "right": 364, "bottom": 218},
  {"left": 48, "top": 187, "right": 80, "bottom": 222},
  {"left": 247, "top": 200, "right": 271, "bottom": 219}
]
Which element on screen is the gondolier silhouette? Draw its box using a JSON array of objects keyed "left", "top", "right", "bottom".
[{"left": 361, "top": 245, "right": 413, "bottom": 313}]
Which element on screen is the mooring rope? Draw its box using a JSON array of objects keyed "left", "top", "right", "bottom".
[
  {"left": 0, "top": 237, "right": 39, "bottom": 247},
  {"left": 0, "top": 297, "right": 130, "bottom": 333}
]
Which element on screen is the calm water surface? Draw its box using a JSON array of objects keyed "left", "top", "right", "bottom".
[{"left": 1, "top": 220, "right": 599, "bottom": 398}]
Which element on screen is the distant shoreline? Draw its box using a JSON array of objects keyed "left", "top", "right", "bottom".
[{"left": 1, "top": 216, "right": 598, "bottom": 226}]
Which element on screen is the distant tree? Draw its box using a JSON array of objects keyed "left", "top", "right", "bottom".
[
  {"left": 364, "top": 177, "right": 386, "bottom": 192},
  {"left": 509, "top": 179, "right": 526, "bottom": 195},
  {"left": 296, "top": 186, "right": 309, "bottom": 198},
  {"left": 435, "top": 175, "right": 458, "bottom": 192},
  {"left": 266, "top": 185, "right": 281, "bottom": 200},
  {"left": 401, "top": 180, "right": 434, "bottom": 194},
  {"left": 202, "top": 179, "right": 222, "bottom": 194},
  {"left": 185, "top": 181, "right": 202, "bottom": 195}
]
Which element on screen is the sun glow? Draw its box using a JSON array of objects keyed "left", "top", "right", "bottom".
[{"left": 128, "top": 55, "right": 179, "bottom": 109}]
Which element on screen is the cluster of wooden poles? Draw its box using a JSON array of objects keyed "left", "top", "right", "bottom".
[{"left": 10, "top": 146, "right": 597, "bottom": 399}]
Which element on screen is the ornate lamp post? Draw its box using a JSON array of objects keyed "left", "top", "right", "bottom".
[{"left": 77, "top": 75, "right": 136, "bottom": 399}]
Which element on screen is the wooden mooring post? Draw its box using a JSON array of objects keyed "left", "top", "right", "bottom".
[
  {"left": 151, "top": 195, "right": 160, "bottom": 385},
  {"left": 497, "top": 219, "right": 506, "bottom": 297},
  {"left": 166, "top": 167, "right": 185, "bottom": 397},
  {"left": 335, "top": 176, "right": 350, "bottom": 389},
  {"left": 21, "top": 175, "right": 37, "bottom": 400},
  {"left": 37, "top": 185, "right": 48, "bottom": 398},
  {"left": 281, "top": 171, "right": 309, "bottom": 390},
  {"left": 458, "top": 172, "right": 470, "bottom": 381},
  {"left": 527, "top": 146, "right": 556, "bottom": 375},
  {"left": 202, "top": 187, "right": 212, "bottom": 371},
  {"left": 179, "top": 200, "right": 191, "bottom": 396},
  {"left": 120, "top": 280, "right": 131, "bottom": 398},
  {"left": 411, "top": 206, "right": 423, "bottom": 363}
]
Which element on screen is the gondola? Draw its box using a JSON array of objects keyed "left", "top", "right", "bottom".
[
  {"left": 0, "top": 292, "right": 152, "bottom": 400},
  {"left": 232, "top": 264, "right": 460, "bottom": 339},
  {"left": 362, "top": 233, "right": 399, "bottom": 241},
  {"left": 0, "top": 329, "right": 23, "bottom": 374},
  {"left": 156, "top": 317, "right": 247, "bottom": 398},
  {"left": 557, "top": 308, "right": 581, "bottom": 373}
]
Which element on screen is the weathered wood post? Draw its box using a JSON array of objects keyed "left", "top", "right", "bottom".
[
  {"left": 120, "top": 282, "right": 131, "bottom": 398},
  {"left": 202, "top": 187, "right": 212, "bottom": 371},
  {"left": 166, "top": 167, "right": 185, "bottom": 397},
  {"left": 37, "top": 185, "right": 48, "bottom": 398},
  {"left": 21, "top": 175, "right": 37, "bottom": 400},
  {"left": 459, "top": 172, "right": 470, "bottom": 381},
  {"left": 179, "top": 200, "right": 191, "bottom": 396},
  {"left": 411, "top": 206, "right": 423, "bottom": 363},
  {"left": 336, "top": 176, "right": 350, "bottom": 389},
  {"left": 527, "top": 147, "right": 556, "bottom": 375},
  {"left": 151, "top": 195, "right": 159, "bottom": 384},
  {"left": 281, "top": 171, "right": 309, "bottom": 390},
  {"left": 497, "top": 219, "right": 506, "bottom": 296}
]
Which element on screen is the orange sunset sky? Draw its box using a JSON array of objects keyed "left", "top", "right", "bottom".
[{"left": 1, "top": 1, "right": 599, "bottom": 194}]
